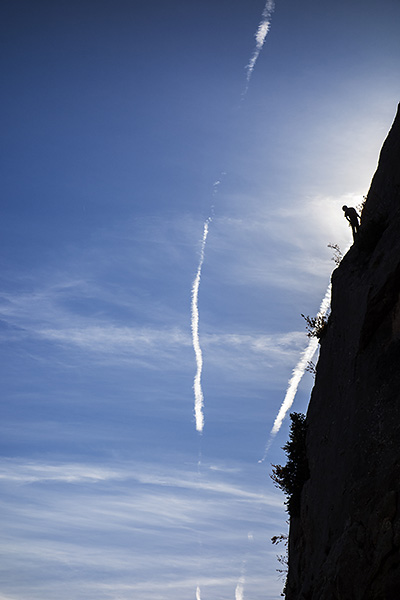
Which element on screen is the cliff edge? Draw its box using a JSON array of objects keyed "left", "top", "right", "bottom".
[{"left": 286, "top": 104, "right": 400, "bottom": 600}]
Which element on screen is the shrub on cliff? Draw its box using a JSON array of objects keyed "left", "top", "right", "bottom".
[
  {"left": 271, "top": 412, "right": 309, "bottom": 517},
  {"left": 301, "top": 313, "right": 328, "bottom": 340}
]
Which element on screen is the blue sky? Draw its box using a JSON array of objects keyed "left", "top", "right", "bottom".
[{"left": 1, "top": 1, "right": 399, "bottom": 599}]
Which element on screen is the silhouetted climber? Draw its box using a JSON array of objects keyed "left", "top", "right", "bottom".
[{"left": 342, "top": 205, "right": 360, "bottom": 241}]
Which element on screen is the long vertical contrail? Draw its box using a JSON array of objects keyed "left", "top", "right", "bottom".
[
  {"left": 191, "top": 217, "right": 212, "bottom": 433},
  {"left": 244, "top": 0, "right": 275, "bottom": 91},
  {"left": 192, "top": 0, "right": 276, "bottom": 592},
  {"left": 260, "top": 284, "right": 331, "bottom": 461}
]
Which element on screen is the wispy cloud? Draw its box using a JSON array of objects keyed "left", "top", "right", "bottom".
[
  {"left": 0, "top": 276, "right": 193, "bottom": 369},
  {"left": 39, "top": 324, "right": 191, "bottom": 362},
  {"left": 0, "top": 461, "right": 126, "bottom": 484},
  {"left": 0, "top": 459, "right": 283, "bottom": 507},
  {"left": 0, "top": 458, "right": 285, "bottom": 600},
  {"left": 191, "top": 218, "right": 212, "bottom": 432},
  {"left": 135, "top": 468, "right": 282, "bottom": 506}
]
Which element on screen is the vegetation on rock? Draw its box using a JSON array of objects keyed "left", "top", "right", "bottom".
[
  {"left": 301, "top": 313, "right": 328, "bottom": 340},
  {"left": 271, "top": 412, "right": 309, "bottom": 517}
]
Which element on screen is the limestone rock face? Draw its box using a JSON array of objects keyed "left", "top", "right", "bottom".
[{"left": 286, "top": 104, "right": 400, "bottom": 600}]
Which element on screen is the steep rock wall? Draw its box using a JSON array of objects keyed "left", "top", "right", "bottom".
[{"left": 286, "top": 104, "right": 400, "bottom": 600}]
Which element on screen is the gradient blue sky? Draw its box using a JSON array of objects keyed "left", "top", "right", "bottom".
[{"left": 1, "top": 1, "right": 400, "bottom": 599}]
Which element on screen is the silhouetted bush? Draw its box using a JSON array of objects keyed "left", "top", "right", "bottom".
[
  {"left": 271, "top": 413, "right": 309, "bottom": 517},
  {"left": 301, "top": 313, "right": 328, "bottom": 340},
  {"left": 271, "top": 533, "right": 288, "bottom": 596},
  {"left": 305, "top": 360, "right": 316, "bottom": 377},
  {"left": 327, "top": 243, "right": 343, "bottom": 266}
]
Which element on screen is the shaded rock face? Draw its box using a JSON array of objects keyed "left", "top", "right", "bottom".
[{"left": 286, "top": 104, "right": 400, "bottom": 600}]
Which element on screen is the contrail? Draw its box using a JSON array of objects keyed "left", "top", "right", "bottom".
[
  {"left": 196, "top": 585, "right": 201, "bottom": 600},
  {"left": 234, "top": 532, "right": 253, "bottom": 600},
  {"left": 259, "top": 284, "right": 331, "bottom": 461},
  {"left": 191, "top": 217, "right": 212, "bottom": 433},
  {"left": 245, "top": 0, "right": 275, "bottom": 90},
  {"left": 235, "top": 577, "right": 245, "bottom": 600}
]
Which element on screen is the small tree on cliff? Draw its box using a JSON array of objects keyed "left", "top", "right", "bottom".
[{"left": 271, "top": 412, "right": 309, "bottom": 517}]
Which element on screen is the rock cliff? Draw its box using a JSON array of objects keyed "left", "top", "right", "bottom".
[{"left": 286, "top": 104, "right": 400, "bottom": 600}]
